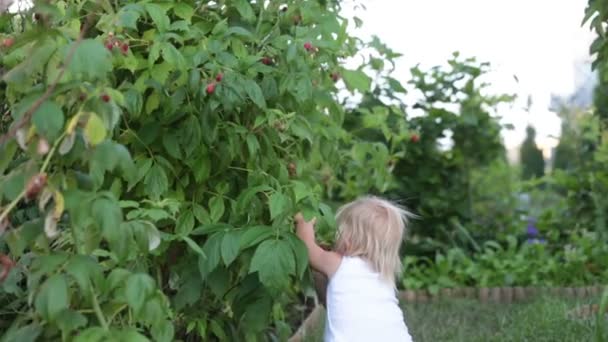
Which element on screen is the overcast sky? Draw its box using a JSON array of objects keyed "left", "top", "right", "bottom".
[{"left": 342, "top": 0, "right": 596, "bottom": 153}]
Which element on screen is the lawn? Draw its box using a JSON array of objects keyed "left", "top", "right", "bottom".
[{"left": 302, "top": 296, "right": 602, "bottom": 342}]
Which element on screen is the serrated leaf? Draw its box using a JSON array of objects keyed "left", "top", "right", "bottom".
[
  {"left": 119, "top": 9, "right": 141, "bottom": 30},
  {"left": 145, "top": 3, "right": 170, "bottom": 32},
  {"left": 183, "top": 236, "right": 206, "bottom": 258},
  {"left": 162, "top": 133, "right": 181, "bottom": 159},
  {"left": 173, "top": 3, "right": 194, "bottom": 22},
  {"left": 125, "top": 273, "right": 155, "bottom": 313},
  {"left": 68, "top": 39, "right": 112, "bottom": 80},
  {"left": 2, "top": 324, "right": 42, "bottom": 342},
  {"left": 65, "top": 255, "right": 102, "bottom": 292},
  {"left": 56, "top": 309, "right": 88, "bottom": 334},
  {"left": 192, "top": 203, "right": 210, "bottom": 224},
  {"left": 129, "top": 158, "right": 153, "bottom": 190},
  {"left": 244, "top": 80, "right": 266, "bottom": 109},
  {"left": 145, "top": 91, "right": 160, "bottom": 114},
  {"left": 161, "top": 42, "right": 186, "bottom": 69},
  {"left": 144, "top": 164, "right": 169, "bottom": 199},
  {"left": 209, "top": 196, "right": 225, "bottom": 223},
  {"left": 286, "top": 234, "right": 309, "bottom": 279},
  {"left": 291, "top": 181, "right": 310, "bottom": 203},
  {"left": 221, "top": 231, "right": 240, "bottom": 266},
  {"left": 193, "top": 152, "right": 210, "bottom": 183},
  {"left": 198, "top": 233, "right": 223, "bottom": 279},
  {"left": 84, "top": 113, "right": 106, "bottom": 146},
  {"left": 240, "top": 226, "right": 273, "bottom": 250},
  {"left": 34, "top": 274, "right": 69, "bottom": 321},
  {"left": 32, "top": 101, "right": 64, "bottom": 141},
  {"left": 342, "top": 69, "right": 372, "bottom": 93},
  {"left": 176, "top": 209, "right": 195, "bottom": 236},
  {"left": 0, "top": 141, "right": 17, "bottom": 175},
  {"left": 269, "top": 192, "right": 288, "bottom": 220},
  {"left": 249, "top": 239, "right": 295, "bottom": 289},
  {"left": 234, "top": 0, "right": 255, "bottom": 22}
]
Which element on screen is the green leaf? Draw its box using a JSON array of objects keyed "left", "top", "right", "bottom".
[
  {"left": 342, "top": 69, "right": 372, "bottom": 93},
  {"left": 235, "top": 185, "right": 271, "bottom": 215},
  {"left": 225, "top": 26, "right": 255, "bottom": 40},
  {"left": 162, "top": 132, "right": 182, "bottom": 159},
  {"left": 291, "top": 181, "right": 310, "bottom": 203},
  {"left": 84, "top": 113, "right": 107, "bottom": 146},
  {"left": 66, "top": 255, "right": 102, "bottom": 292},
  {"left": 269, "top": 192, "right": 288, "bottom": 220},
  {"left": 286, "top": 234, "right": 309, "bottom": 279},
  {"left": 244, "top": 80, "right": 267, "bottom": 109},
  {"left": 192, "top": 151, "right": 211, "bottom": 183},
  {"left": 0, "top": 141, "right": 18, "bottom": 175},
  {"left": 249, "top": 239, "right": 295, "bottom": 289},
  {"left": 233, "top": 0, "right": 255, "bottom": 22},
  {"left": 145, "top": 3, "right": 170, "bottom": 32},
  {"left": 32, "top": 101, "right": 64, "bottom": 141},
  {"left": 68, "top": 39, "right": 112, "bottom": 80},
  {"left": 144, "top": 91, "right": 160, "bottom": 114},
  {"left": 183, "top": 236, "right": 206, "bottom": 258},
  {"left": 144, "top": 163, "right": 169, "bottom": 199},
  {"left": 1, "top": 324, "right": 42, "bottom": 342},
  {"left": 221, "top": 231, "right": 240, "bottom": 266},
  {"left": 319, "top": 202, "right": 336, "bottom": 227},
  {"left": 176, "top": 209, "right": 195, "bottom": 236},
  {"left": 246, "top": 134, "right": 259, "bottom": 157},
  {"left": 198, "top": 233, "right": 223, "bottom": 279},
  {"left": 124, "top": 89, "right": 143, "bottom": 118},
  {"left": 209, "top": 196, "right": 225, "bottom": 223},
  {"left": 192, "top": 203, "right": 210, "bottom": 224},
  {"left": 151, "top": 320, "right": 175, "bottom": 342},
  {"left": 116, "top": 329, "right": 150, "bottom": 342},
  {"left": 125, "top": 273, "right": 155, "bottom": 313},
  {"left": 129, "top": 158, "right": 153, "bottom": 190},
  {"left": 92, "top": 196, "right": 123, "bottom": 241},
  {"left": 56, "top": 309, "right": 88, "bottom": 334},
  {"left": 290, "top": 117, "right": 313, "bottom": 143},
  {"left": 161, "top": 42, "right": 186, "bottom": 69},
  {"left": 74, "top": 328, "right": 108, "bottom": 342},
  {"left": 118, "top": 9, "right": 141, "bottom": 30},
  {"left": 173, "top": 3, "right": 194, "bottom": 22},
  {"left": 239, "top": 226, "right": 274, "bottom": 249},
  {"left": 1, "top": 172, "right": 24, "bottom": 202},
  {"left": 35, "top": 274, "right": 69, "bottom": 321}
]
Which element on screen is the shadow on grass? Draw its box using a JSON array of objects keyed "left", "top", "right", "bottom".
[{"left": 302, "top": 296, "right": 601, "bottom": 342}]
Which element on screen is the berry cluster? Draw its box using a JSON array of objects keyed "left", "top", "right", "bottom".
[{"left": 105, "top": 33, "right": 129, "bottom": 55}]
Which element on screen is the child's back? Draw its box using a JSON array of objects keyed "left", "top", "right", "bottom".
[{"left": 325, "top": 256, "right": 412, "bottom": 342}]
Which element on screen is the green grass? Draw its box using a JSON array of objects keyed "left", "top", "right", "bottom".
[{"left": 303, "top": 296, "right": 603, "bottom": 342}]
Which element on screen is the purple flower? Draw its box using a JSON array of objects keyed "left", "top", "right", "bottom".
[{"left": 527, "top": 225, "right": 539, "bottom": 237}]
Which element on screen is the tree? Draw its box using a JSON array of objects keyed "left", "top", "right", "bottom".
[{"left": 520, "top": 126, "right": 545, "bottom": 180}]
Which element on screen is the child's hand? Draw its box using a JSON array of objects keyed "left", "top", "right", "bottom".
[{"left": 294, "top": 212, "right": 316, "bottom": 229}]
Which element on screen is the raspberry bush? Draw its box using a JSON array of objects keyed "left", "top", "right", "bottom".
[{"left": 0, "top": 0, "right": 408, "bottom": 340}]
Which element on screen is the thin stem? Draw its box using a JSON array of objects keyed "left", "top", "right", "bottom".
[{"left": 91, "top": 285, "right": 109, "bottom": 330}]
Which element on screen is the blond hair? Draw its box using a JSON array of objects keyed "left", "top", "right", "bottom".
[{"left": 335, "top": 196, "right": 413, "bottom": 284}]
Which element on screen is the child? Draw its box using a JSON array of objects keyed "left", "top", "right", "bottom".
[{"left": 294, "top": 196, "right": 414, "bottom": 342}]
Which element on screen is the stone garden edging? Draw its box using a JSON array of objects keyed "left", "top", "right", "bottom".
[{"left": 398, "top": 285, "right": 606, "bottom": 304}]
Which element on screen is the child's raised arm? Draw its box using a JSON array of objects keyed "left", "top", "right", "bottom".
[{"left": 294, "top": 213, "right": 341, "bottom": 277}]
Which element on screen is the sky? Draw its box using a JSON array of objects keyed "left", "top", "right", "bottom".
[{"left": 342, "top": 0, "right": 596, "bottom": 155}]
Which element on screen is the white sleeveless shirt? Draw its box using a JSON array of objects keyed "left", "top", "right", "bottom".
[{"left": 324, "top": 256, "right": 413, "bottom": 342}]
